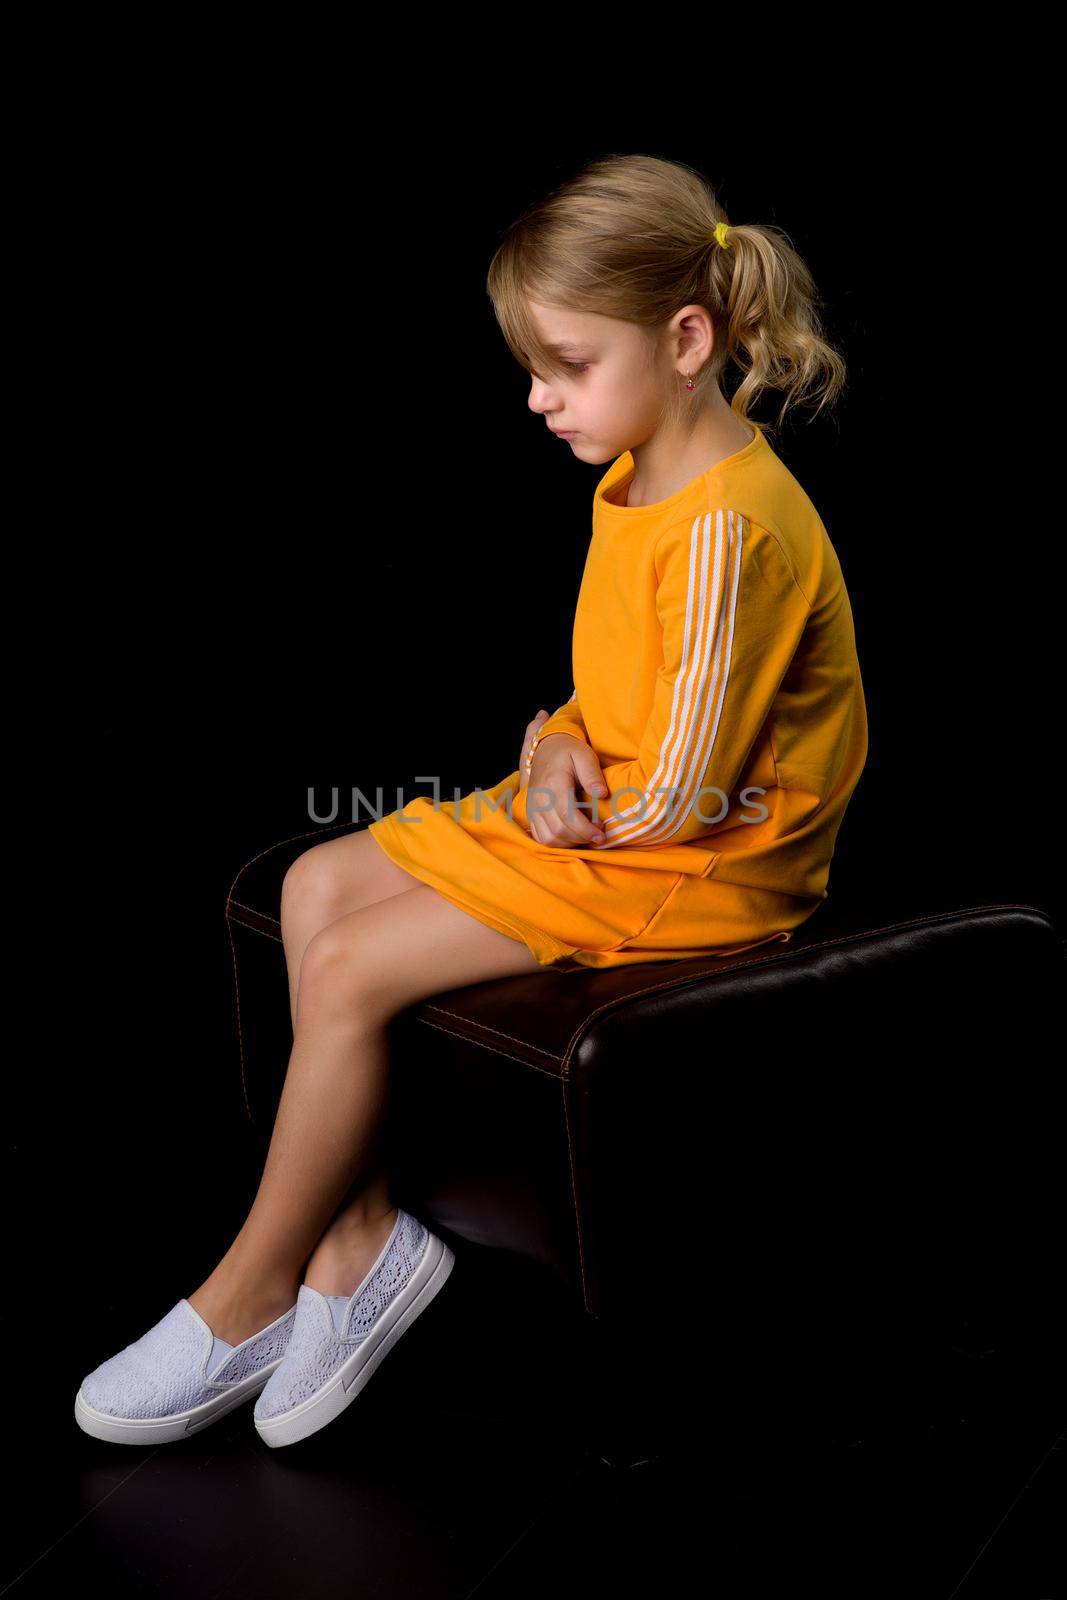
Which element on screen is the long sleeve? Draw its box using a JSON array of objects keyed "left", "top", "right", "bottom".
[
  {"left": 594, "top": 507, "right": 812, "bottom": 850},
  {"left": 530, "top": 687, "right": 591, "bottom": 750}
]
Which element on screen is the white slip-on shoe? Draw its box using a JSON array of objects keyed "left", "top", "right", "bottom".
[
  {"left": 254, "top": 1207, "right": 455, "bottom": 1449},
  {"left": 75, "top": 1296, "right": 299, "bottom": 1445}
]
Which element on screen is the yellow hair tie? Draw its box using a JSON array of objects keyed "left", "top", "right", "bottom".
[{"left": 713, "top": 221, "right": 731, "bottom": 248}]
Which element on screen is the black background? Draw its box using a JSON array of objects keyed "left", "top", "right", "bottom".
[
  {"left": 26, "top": 117, "right": 1063, "bottom": 1270},
  {"left": 7, "top": 64, "right": 1064, "bottom": 1598}
]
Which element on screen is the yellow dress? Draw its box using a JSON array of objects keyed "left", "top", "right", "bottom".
[{"left": 368, "top": 422, "right": 869, "bottom": 969}]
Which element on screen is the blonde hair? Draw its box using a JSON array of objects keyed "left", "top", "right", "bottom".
[{"left": 486, "top": 153, "right": 846, "bottom": 439}]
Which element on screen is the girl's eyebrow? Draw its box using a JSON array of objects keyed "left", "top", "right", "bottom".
[{"left": 547, "top": 342, "right": 595, "bottom": 353}]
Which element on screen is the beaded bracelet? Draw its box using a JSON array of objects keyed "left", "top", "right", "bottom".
[{"left": 524, "top": 725, "right": 552, "bottom": 774}]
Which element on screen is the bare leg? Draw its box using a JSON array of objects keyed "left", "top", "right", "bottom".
[
  {"left": 280, "top": 827, "right": 429, "bottom": 1031},
  {"left": 188, "top": 868, "right": 544, "bottom": 1344},
  {"left": 277, "top": 828, "right": 445, "bottom": 1290}
]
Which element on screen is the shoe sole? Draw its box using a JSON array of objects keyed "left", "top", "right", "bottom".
[
  {"left": 255, "top": 1233, "right": 455, "bottom": 1449},
  {"left": 74, "top": 1359, "right": 285, "bottom": 1446}
]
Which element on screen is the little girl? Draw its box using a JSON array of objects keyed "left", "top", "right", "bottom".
[{"left": 75, "top": 154, "right": 868, "bottom": 1449}]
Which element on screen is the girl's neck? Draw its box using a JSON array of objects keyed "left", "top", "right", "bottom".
[{"left": 622, "top": 399, "right": 754, "bottom": 509}]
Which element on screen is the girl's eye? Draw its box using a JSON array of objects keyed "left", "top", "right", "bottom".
[{"left": 564, "top": 361, "right": 588, "bottom": 374}]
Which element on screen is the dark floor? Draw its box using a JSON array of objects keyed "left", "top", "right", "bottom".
[{"left": 5, "top": 1239, "right": 1064, "bottom": 1598}]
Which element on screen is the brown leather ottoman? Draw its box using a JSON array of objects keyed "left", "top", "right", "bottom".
[{"left": 226, "top": 820, "right": 1064, "bottom": 1465}]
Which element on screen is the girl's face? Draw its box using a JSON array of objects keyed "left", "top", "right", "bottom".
[{"left": 525, "top": 300, "right": 671, "bottom": 465}]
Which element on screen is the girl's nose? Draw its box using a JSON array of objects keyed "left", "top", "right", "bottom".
[{"left": 528, "top": 377, "right": 556, "bottom": 412}]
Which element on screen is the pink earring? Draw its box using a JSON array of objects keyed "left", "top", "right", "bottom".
[{"left": 685, "top": 372, "right": 695, "bottom": 391}]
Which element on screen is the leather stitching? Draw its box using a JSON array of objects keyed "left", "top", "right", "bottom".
[{"left": 229, "top": 900, "right": 1052, "bottom": 1081}]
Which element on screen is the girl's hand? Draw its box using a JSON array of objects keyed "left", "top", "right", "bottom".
[
  {"left": 525, "top": 734, "right": 609, "bottom": 848},
  {"left": 518, "top": 710, "right": 550, "bottom": 791}
]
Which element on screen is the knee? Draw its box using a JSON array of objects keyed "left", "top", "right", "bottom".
[
  {"left": 296, "top": 922, "right": 379, "bottom": 1018},
  {"left": 281, "top": 844, "right": 345, "bottom": 928}
]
